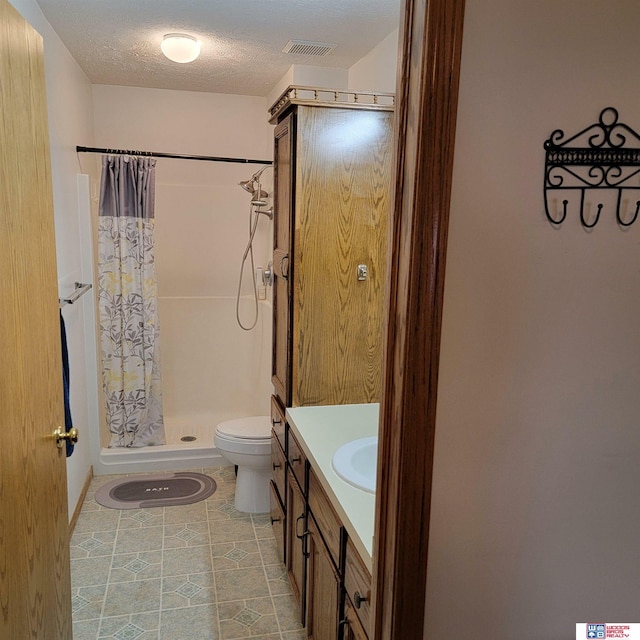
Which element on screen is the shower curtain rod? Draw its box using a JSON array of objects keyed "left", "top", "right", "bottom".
[{"left": 76, "top": 146, "right": 272, "bottom": 166}]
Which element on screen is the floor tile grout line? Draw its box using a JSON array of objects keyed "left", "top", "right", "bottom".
[{"left": 93, "top": 505, "right": 121, "bottom": 631}]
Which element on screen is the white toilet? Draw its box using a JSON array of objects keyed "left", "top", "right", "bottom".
[{"left": 214, "top": 416, "right": 272, "bottom": 513}]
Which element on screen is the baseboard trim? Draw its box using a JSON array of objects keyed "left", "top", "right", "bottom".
[{"left": 69, "top": 465, "right": 93, "bottom": 538}]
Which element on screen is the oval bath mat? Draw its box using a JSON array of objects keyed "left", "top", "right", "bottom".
[{"left": 94, "top": 472, "right": 217, "bottom": 509}]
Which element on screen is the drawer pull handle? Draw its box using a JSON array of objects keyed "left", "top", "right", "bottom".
[
  {"left": 272, "top": 462, "right": 282, "bottom": 470},
  {"left": 291, "top": 456, "right": 301, "bottom": 463},
  {"left": 295, "top": 514, "right": 308, "bottom": 540},
  {"left": 270, "top": 516, "right": 281, "bottom": 525},
  {"left": 272, "top": 417, "right": 282, "bottom": 425},
  {"left": 353, "top": 591, "right": 368, "bottom": 609},
  {"left": 280, "top": 255, "right": 289, "bottom": 280}
]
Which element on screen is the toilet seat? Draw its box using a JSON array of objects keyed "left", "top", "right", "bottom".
[{"left": 215, "top": 416, "right": 271, "bottom": 441}]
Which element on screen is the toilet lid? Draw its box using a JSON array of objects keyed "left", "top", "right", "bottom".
[{"left": 216, "top": 416, "right": 271, "bottom": 440}]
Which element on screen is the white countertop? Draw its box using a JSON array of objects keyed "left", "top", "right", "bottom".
[{"left": 285, "top": 403, "right": 379, "bottom": 571}]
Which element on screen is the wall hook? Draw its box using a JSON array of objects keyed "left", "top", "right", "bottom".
[
  {"left": 617, "top": 200, "right": 640, "bottom": 227},
  {"left": 543, "top": 107, "right": 640, "bottom": 229}
]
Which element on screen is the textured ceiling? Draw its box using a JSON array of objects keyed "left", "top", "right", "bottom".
[{"left": 35, "top": 0, "right": 401, "bottom": 96}]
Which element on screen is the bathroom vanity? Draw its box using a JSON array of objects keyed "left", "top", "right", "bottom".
[{"left": 270, "top": 401, "right": 378, "bottom": 640}]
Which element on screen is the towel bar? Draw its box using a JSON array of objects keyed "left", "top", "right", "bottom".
[{"left": 59, "top": 282, "right": 92, "bottom": 308}]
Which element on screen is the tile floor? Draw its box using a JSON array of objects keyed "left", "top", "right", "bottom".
[{"left": 71, "top": 466, "right": 305, "bottom": 640}]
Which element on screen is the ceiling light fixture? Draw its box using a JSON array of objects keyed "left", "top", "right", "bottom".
[{"left": 161, "top": 33, "right": 201, "bottom": 63}]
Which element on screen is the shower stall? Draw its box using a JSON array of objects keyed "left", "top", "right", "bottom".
[{"left": 92, "top": 157, "right": 274, "bottom": 474}]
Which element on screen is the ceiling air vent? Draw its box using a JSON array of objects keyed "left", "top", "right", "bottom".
[{"left": 282, "top": 40, "right": 336, "bottom": 57}]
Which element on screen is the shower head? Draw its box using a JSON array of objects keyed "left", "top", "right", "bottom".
[{"left": 239, "top": 179, "right": 256, "bottom": 194}]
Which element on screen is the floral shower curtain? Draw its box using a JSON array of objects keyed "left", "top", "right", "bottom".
[{"left": 98, "top": 155, "right": 165, "bottom": 447}]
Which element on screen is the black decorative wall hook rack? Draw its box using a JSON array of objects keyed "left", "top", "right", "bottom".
[{"left": 543, "top": 107, "right": 640, "bottom": 228}]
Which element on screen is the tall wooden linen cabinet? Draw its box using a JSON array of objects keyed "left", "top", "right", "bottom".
[
  {"left": 268, "top": 86, "right": 394, "bottom": 637},
  {"left": 270, "top": 87, "right": 394, "bottom": 410}
]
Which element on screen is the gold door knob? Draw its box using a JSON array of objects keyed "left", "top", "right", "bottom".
[{"left": 54, "top": 426, "right": 79, "bottom": 449}]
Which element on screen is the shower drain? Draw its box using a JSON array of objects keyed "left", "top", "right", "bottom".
[{"left": 180, "top": 435, "right": 197, "bottom": 442}]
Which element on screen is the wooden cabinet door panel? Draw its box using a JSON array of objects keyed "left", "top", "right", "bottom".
[
  {"left": 306, "top": 514, "right": 340, "bottom": 640},
  {"left": 269, "top": 481, "right": 286, "bottom": 564},
  {"left": 272, "top": 115, "right": 294, "bottom": 405},
  {"left": 286, "top": 468, "right": 306, "bottom": 624},
  {"left": 292, "top": 106, "right": 394, "bottom": 407}
]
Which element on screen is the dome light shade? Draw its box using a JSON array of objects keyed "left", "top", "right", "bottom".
[{"left": 161, "top": 33, "right": 201, "bottom": 63}]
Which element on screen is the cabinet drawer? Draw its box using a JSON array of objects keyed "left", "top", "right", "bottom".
[
  {"left": 287, "top": 429, "right": 307, "bottom": 493},
  {"left": 269, "top": 481, "right": 285, "bottom": 564},
  {"left": 270, "top": 395, "right": 286, "bottom": 452},
  {"left": 344, "top": 538, "right": 372, "bottom": 636},
  {"left": 271, "top": 432, "right": 286, "bottom": 502},
  {"left": 307, "top": 468, "right": 342, "bottom": 568}
]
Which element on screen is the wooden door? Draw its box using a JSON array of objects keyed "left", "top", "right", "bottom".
[
  {"left": 305, "top": 514, "right": 340, "bottom": 640},
  {"left": 271, "top": 115, "right": 295, "bottom": 405},
  {"left": 0, "top": 1, "right": 72, "bottom": 638},
  {"left": 286, "top": 468, "right": 306, "bottom": 624},
  {"left": 292, "top": 106, "right": 394, "bottom": 407}
]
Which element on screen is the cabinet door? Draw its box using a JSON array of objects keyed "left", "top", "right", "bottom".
[
  {"left": 306, "top": 514, "right": 341, "bottom": 640},
  {"left": 292, "top": 106, "right": 394, "bottom": 407},
  {"left": 286, "top": 468, "right": 306, "bottom": 624},
  {"left": 272, "top": 114, "right": 295, "bottom": 405},
  {"left": 269, "top": 481, "right": 285, "bottom": 564}
]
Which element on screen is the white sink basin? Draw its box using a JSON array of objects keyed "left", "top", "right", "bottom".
[{"left": 331, "top": 436, "right": 378, "bottom": 493}]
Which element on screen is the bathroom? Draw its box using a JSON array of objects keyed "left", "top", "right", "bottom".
[{"left": 4, "top": 0, "right": 640, "bottom": 639}]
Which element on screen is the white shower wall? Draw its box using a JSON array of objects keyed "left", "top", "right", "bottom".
[
  {"left": 156, "top": 177, "right": 273, "bottom": 432},
  {"left": 158, "top": 297, "right": 272, "bottom": 436}
]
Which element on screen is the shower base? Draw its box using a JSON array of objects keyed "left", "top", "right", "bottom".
[{"left": 95, "top": 419, "right": 225, "bottom": 476}]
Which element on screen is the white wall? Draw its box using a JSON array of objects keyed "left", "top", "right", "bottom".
[
  {"left": 348, "top": 28, "right": 398, "bottom": 93},
  {"left": 9, "top": 0, "right": 96, "bottom": 521},
  {"left": 426, "top": 0, "right": 640, "bottom": 636},
  {"left": 267, "top": 64, "right": 349, "bottom": 111},
  {"left": 92, "top": 85, "right": 274, "bottom": 432}
]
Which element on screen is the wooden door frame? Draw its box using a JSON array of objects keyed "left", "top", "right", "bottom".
[{"left": 372, "top": 0, "right": 466, "bottom": 638}]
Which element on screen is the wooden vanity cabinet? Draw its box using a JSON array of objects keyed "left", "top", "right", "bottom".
[
  {"left": 272, "top": 420, "right": 374, "bottom": 640},
  {"left": 269, "top": 86, "right": 394, "bottom": 409}
]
